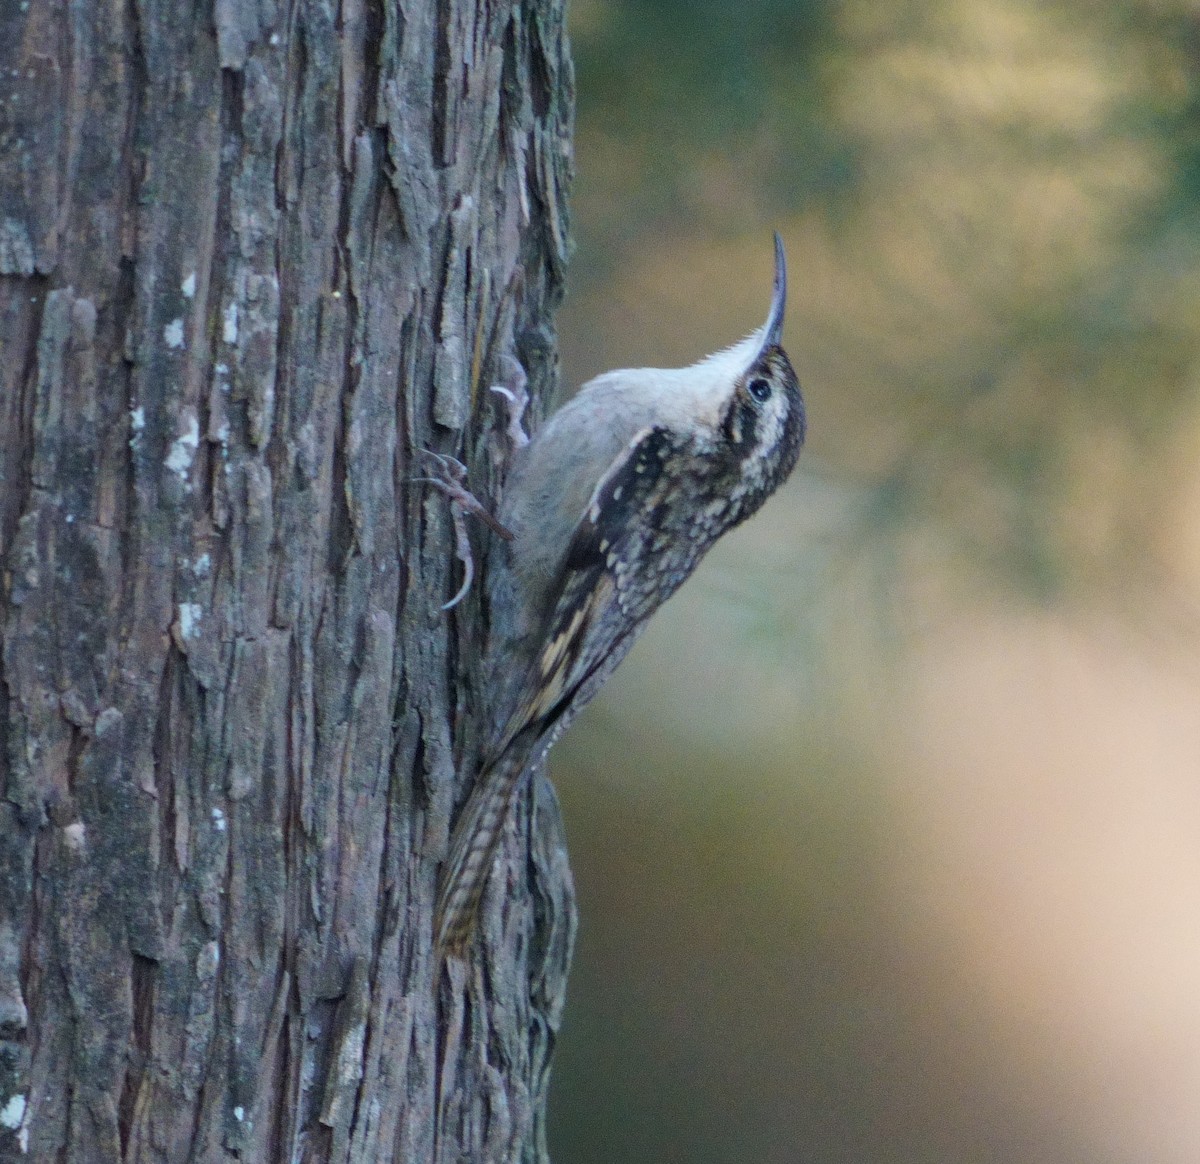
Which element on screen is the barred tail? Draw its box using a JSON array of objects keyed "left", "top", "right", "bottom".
[{"left": 434, "top": 756, "right": 527, "bottom": 954}]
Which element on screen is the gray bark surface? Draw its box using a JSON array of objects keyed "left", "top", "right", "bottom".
[{"left": 0, "top": 0, "right": 575, "bottom": 1160}]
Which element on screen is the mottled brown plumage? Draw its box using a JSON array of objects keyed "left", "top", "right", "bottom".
[{"left": 435, "top": 234, "right": 806, "bottom": 954}]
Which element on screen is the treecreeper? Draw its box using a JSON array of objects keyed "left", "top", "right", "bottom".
[{"left": 433, "top": 233, "right": 807, "bottom": 954}]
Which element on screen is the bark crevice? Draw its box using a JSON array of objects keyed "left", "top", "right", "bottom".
[{"left": 0, "top": 0, "right": 575, "bottom": 1160}]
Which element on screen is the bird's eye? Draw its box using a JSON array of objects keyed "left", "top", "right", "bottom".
[{"left": 748, "top": 377, "right": 772, "bottom": 402}]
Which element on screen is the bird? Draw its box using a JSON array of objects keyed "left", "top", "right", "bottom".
[{"left": 435, "top": 233, "right": 806, "bottom": 954}]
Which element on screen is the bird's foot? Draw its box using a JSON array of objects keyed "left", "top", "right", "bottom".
[
  {"left": 415, "top": 451, "right": 514, "bottom": 610},
  {"left": 489, "top": 355, "right": 530, "bottom": 454}
]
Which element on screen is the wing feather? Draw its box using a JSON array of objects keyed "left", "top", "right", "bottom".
[
  {"left": 436, "top": 426, "right": 684, "bottom": 952},
  {"left": 511, "top": 425, "right": 680, "bottom": 736}
]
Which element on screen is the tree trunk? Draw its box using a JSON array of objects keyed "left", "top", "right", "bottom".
[{"left": 0, "top": 0, "right": 575, "bottom": 1160}]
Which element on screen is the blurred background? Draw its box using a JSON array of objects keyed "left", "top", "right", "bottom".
[{"left": 544, "top": 1, "right": 1200, "bottom": 1162}]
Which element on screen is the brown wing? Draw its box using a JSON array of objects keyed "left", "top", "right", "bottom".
[
  {"left": 436, "top": 425, "right": 690, "bottom": 952},
  {"left": 502, "top": 423, "right": 691, "bottom": 741}
]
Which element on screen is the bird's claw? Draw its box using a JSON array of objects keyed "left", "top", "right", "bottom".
[
  {"left": 415, "top": 450, "right": 513, "bottom": 611},
  {"left": 490, "top": 355, "right": 530, "bottom": 452}
]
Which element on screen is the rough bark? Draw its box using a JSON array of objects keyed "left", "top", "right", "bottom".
[{"left": 0, "top": 0, "right": 575, "bottom": 1160}]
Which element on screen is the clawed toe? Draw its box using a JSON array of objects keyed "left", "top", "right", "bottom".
[
  {"left": 415, "top": 449, "right": 514, "bottom": 610},
  {"left": 489, "top": 355, "right": 530, "bottom": 452}
]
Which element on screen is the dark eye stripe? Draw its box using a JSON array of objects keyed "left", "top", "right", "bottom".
[{"left": 722, "top": 396, "right": 759, "bottom": 452}]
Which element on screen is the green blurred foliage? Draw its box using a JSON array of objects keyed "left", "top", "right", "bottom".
[
  {"left": 566, "top": 0, "right": 1200, "bottom": 611},
  {"left": 549, "top": 2, "right": 1200, "bottom": 1162},
  {"left": 570, "top": 0, "right": 856, "bottom": 269}
]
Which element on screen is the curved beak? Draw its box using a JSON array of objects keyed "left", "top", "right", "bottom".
[{"left": 760, "top": 231, "right": 787, "bottom": 351}]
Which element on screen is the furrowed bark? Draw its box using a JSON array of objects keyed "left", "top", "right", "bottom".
[{"left": 0, "top": 0, "right": 575, "bottom": 1160}]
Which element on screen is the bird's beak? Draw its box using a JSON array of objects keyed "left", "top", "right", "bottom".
[{"left": 759, "top": 231, "right": 787, "bottom": 352}]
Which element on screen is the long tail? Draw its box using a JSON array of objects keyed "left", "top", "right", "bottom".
[{"left": 434, "top": 753, "right": 528, "bottom": 954}]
